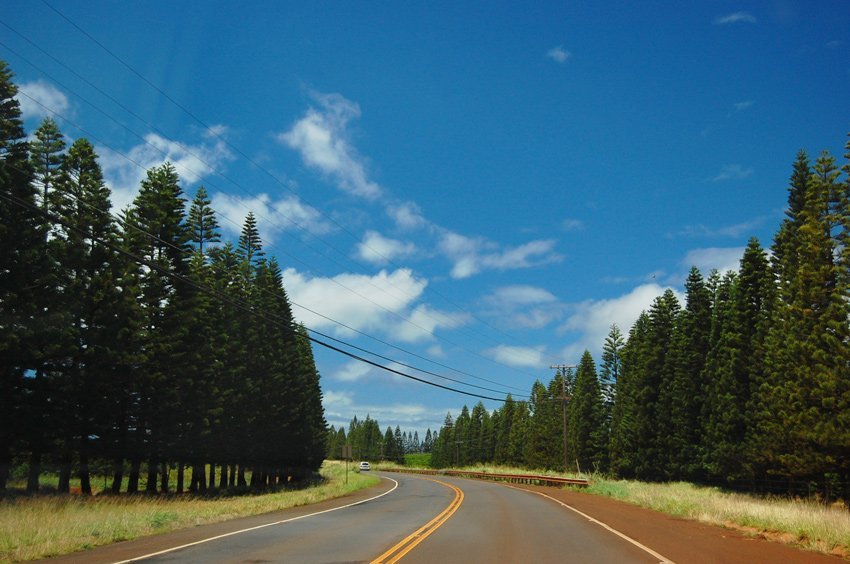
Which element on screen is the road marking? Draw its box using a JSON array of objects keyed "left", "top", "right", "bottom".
[
  {"left": 506, "top": 485, "right": 676, "bottom": 564},
  {"left": 371, "top": 477, "right": 464, "bottom": 564},
  {"left": 111, "top": 477, "right": 400, "bottom": 563}
]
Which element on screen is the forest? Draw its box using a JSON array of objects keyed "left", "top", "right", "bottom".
[
  {"left": 0, "top": 60, "right": 326, "bottom": 495},
  {"left": 428, "top": 138, "right": 850, "bottom": 501}
]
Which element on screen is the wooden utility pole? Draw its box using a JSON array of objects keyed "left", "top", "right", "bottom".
[{"left": 550, "top": 364, "right": 576, "bottom": 473}]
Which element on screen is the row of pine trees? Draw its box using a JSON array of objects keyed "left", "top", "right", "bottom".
[
  {"left": 326, "top": 415, "right": 434, "bottom": 463},
  {"left": 0, "top": 61, "right": 326, "bottom": 494},
  {"left": 432, "top": 139, "right": 850, "bottom": 500}
]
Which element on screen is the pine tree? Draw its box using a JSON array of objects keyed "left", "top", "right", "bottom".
[
  {"left": 609, "top": 313, "right": 649, "bottom": 478},
  {"left": 238, "top": 211, "right": 264, "bottom": 266},
  {"left": 187, "top": 186, "right": 220, "bottom": 255},
  {"left": 567, "top": 350, "right": 605, "bottom": 473},
  {"left": 661, "top": 267, "right": 711, "bottom": 480},
  {"left": 0, "top": 60, "right": 43, "bottom": 490},
  {"left": 29, "top": 117, "right": 65, "bottom": 214}
]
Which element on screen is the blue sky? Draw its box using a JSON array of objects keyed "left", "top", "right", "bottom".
[{"left": 4, "top": 1, "right": 849, "bottom": 434}]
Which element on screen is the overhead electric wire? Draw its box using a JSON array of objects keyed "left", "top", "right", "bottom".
[
  {"left": 3, "top": 82, "right": 526, "bottom": 399},
  {"left": 0, "top": 186, "right": 510, "bottom": 403},
  {"left": 32, "top": 1, "right": 565, "bottom": 370},
  {"left": 1, "top": 46, "right": 537, "bottom": 396}
]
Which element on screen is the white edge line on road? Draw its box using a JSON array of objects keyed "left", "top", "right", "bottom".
[
  {"left": 112, "top": 476, "right": 400, "bottom": 563},
  {"left": 505, "top": 484, "right": 677, "bottom": 564}
]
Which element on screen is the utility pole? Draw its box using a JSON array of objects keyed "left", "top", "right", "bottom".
[{"left": 550, "top": 364, "right": 576, "bottom": 473}]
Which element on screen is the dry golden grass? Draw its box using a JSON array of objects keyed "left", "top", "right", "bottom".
[
  {"left": 0, "top": 461, "right": 379, "bottom": 562},
  {"left": 586, "top": 479, "right": 850, "bottom": 557}
]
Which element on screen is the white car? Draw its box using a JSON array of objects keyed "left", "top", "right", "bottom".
[{"left": 359, "top": 461, "right": 371, "bottom": 471}]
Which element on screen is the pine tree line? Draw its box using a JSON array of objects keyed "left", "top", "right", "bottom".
[
  {"left": 0, "top": 61, "right": 326, "bottom": 494},
  {"left": 431, "top": 137, "right": 850, "bottom": 502},
  {"left": 326, "top": 416, "right": 434, "bottom": 463}
]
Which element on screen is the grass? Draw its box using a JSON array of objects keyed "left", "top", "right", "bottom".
[
  {"left": 375, "top": 461, "right": 850, "bottom": 557},
  {"left": 0, "top": 461, "right": 379, "bottom": 562},
  {"left": 583, "top": 478, "right": 850, "bottom": 557}
]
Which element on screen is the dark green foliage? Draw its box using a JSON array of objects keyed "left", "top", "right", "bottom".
[{"left": 567, "top": 351, "right": 605, "bottom": 473}]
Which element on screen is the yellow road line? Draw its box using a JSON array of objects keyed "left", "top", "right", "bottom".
[{"left": 371, "top": 478, "right": 464, "bottom": 564}]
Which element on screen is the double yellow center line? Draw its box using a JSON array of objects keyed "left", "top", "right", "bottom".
[{"left": 371, "top": 478, "right": 464, "bottom": 564}]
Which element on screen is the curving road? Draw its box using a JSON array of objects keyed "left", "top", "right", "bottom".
[{"left": 48, "top": 472, "right": 671, "bottom": 563}]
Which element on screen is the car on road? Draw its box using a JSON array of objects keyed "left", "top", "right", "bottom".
[{"left": 359, "top": 461, "right": 371, "bottom": 471}]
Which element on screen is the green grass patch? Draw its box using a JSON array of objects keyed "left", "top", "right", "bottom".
[
  {"left": 403, "top": 453, "right": 431, "bottom": 468},
  {"left": 0, "top": 461, "right": 379, "bottom": 562}
]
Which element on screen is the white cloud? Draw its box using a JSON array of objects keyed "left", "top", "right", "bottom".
[
  {"left": 277, "top": 91, "right": 381, "bottom": 200},
  {"left": 386, "top": 200, "right": 429, "bottom": 231},
  {"left": 99, "top": 130, "right": 233, "bottom": 211},
  {"left": 546, "top": 46, "right": 572, "bottom": 63},
  {"left": 323, "top": 390, "right": 453, "bottom": 434},
  {"left": 559, "top": 283, "right": 670, "bottom": 360},
  {"left": 284, "top": 267, "right": 427, "bottom": 336},
  {"left": 712, "top": 164, "right": 753, "bottom": 182},
  {"left": 682, "top": 247, "right": 745, "bottom": 274},
  {"left": 333, "top": 361, "right": 373, "bottom": 382},
  {"left": 212, "top": 192, "right": 333, "bottom": 243},
  {"left": 438, "top": 231, "right": 562, "bottom": 279},
  {"left": 714, "top": 12, "right": 756, "bottom": 25},
  {"left": 356, "top": 230, "right": 417, "bottom": 264},
  {"left": 16, "top": 80, "right": 70, "bottom": 121},
  {"left": 677, "top": 217, "right": 764, "bottom": 238},
  {"left": 393, "top": 304, "right": 470, "bottom": 343},
  {"left": 561, "top": 218, "right": 585, "bottom": 231},
  {"left": 733, "top": 100, "right": 754, "bottom": 111},
  {"left": 482, "top": 285, "right": 564, "bottom": 329},
  {"left": 485, "top": 344, "right": 547, "bottom": 369}
]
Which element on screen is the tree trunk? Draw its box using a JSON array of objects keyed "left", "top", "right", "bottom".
[
  {"left": 26, "top": 450, "right": 42, "bottom": 493},
  {"left": 79, "top": 435, "right": 92, "bottom": 495},
  {"left": 145, "top": 459, "right": 157, "bottom": 493},
  {"left": 57, "top": 442, "right": 72, "bottom": 493},
  {"left": 160, "top": 461, "right": 169, "bottom": 493},
  {"left": 176, "top": 462, "right": 184, "bottom": 494},
  {"left": 127, "top": 458, "right": 141, "bottom": 493},
  {"left": 0, "top": 451, "right": 10, "bottom": 491},
  {"left": 208, "top": 463, "right": 215, "bottom": 490},
  {"left": 110, "top": 456, "right": 124, "bottom": 493},
  {"left": 237, "top": 464, "right": 247, "bottom": 487},
  {"left": 193, "top": 462, "right": 206, "bottom": 493}
]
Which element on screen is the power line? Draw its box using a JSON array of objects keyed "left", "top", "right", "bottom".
[
  {"left": 27, "top": 3, "right": 562, "bottom": 370},
  {"left": 7, "top": 79, "right": 531, "bottom": 396},
  {"left": 0, "top": 187, "right": 511, "bottom": 403}
]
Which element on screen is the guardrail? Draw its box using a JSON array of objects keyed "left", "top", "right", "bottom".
[{"left": 379, "top": 467, "right": 589, "bottom": 487}]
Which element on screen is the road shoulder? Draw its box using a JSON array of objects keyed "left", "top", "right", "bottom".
[{"left": 511, "top": 484, "right": 842, "bottom": 563}]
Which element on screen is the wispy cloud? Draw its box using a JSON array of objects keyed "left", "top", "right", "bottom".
[
  {"left": 277, "top": 91, "right": 382, "bottom": 200},
  {"left": 438, "top": 232, "right": 562, "bottom": 279},
  {"left": 356, "top": 230, "right": 418, "bottom": 265},
  {"left": 546, "top": 45, "right": 572, "bottom": 63},
  {"left": 323, "top": 389, "right": 452, "bottom": 434},
  {"left": 559, "top": 283, "right": 670, "bottom": 360},
  {"left": 733, "top": 100, "right": 754, "bottom": 111},
  {"left": 99, "top": 129, "right": 233, "bottom": 211},
  {"left": 393, "top": 304, "right": 470, "bottom": 343},
  {"left": 561, "top": 218, "right": 585, "bottom": 231},
  {"left": 712, "top": 164, "right": 753, "bottom": 182},
  {"left": 484, "top": 344, "right": 547, "bottom": 369},
  {"left": 16, "top": 80, "right": 70, "bottom": 122},
  {"left": 482, "top": 285, "right": 565, "bottom": 329},
  {"left": 677, "top": 217, "right": 765, "bottom": 238},
  {"left": 283, "top": 267, "right": 427, "bottom": 337},
  {"left": 211, "top": 192, "right": 333, "bottom": 243},
  {"left": 682, "top": 247, "right": 745, "bottom": 274},
  {"left": 714, "top": 11, "right": 756, "bottom": 25}
]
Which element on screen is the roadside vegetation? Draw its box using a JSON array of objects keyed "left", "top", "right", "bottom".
[{"left": 0, "top": 461, "right": 379, "bottom": 562}]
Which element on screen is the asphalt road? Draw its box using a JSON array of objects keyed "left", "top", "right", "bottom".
[{"left": 58, "top": 472, "right": 667, "bottom": 563}]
